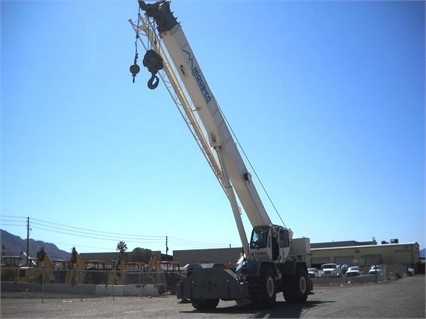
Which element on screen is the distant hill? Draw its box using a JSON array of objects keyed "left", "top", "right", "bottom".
[{"left": 1, "top": 229, "right": 70, "bottom": 260}]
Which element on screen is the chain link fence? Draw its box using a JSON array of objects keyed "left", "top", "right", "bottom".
[
  {"left": 311, "top": 263, "right": 416, "bottom": 286},
  {"left": 1, "top": 267, "right": 178, "bottom": 299}
]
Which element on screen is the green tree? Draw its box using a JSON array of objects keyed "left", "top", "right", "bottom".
[{"left": 129, "top": 247, "right": 152, "bottom": 263}]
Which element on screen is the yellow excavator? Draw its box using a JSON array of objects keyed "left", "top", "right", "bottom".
[
  {"left": 34, "top": 246, "right": 54, "bottom": 283},
  {"left": 108, "top": 250, "right": 127, "bottom": 285},
  {"left": 66, "top": 247, "right": 85, "bottom": 286},
  {"left": 145, "top": 255, "right": 166, "bottom": 294}
]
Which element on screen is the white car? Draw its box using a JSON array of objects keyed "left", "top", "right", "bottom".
[
  {"left": 407, "top": 267, "right": 415, "bottom": 276},
  {"left": 368, "top": 265, "right": 383, "bottom": 274},
  {"left": 321, "top": 263, "right": 342, "bottom": 278},
  {"left": 308, "top": 268, "right": 319, "bottom": 278},
  {"left": 346, "top": 266, "right": 363, "bottom": 277}
]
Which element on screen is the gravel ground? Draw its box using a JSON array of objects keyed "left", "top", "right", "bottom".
[{"left": 1, "top": 275, "right": 424, "bottom": 318}]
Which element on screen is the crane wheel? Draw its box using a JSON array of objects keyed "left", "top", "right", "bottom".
[
  {"left": 191, "top": 298, "right": 219, "bottom": 311},
  {"left": 248, "top": 266, "right": 276, "bottom": 307},
  {"left": 283, "top": 266, "right": 309, "bottom": 303}
]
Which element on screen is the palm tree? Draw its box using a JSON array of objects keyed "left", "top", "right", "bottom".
[{"left": 116, "top": 241, "right": 127, "bottom": 255}]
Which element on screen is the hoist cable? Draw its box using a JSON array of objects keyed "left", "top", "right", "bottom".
[{"left": 130, "top": 8, "right": 142, "bottom": 82}]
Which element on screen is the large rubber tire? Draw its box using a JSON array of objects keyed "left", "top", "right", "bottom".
[
  {"left": 191, "top": 298, "right": 219, "bottom": 311},
  {"left": 283, "top": 266, "right": 309, "bottom": 304},
  {"left": 248, "top": 267, "right": 276, "bottom": 307}
]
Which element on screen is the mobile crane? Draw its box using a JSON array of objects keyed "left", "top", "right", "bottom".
[{"left": 129, "top": 0, "right": 311, "bottom": 310}]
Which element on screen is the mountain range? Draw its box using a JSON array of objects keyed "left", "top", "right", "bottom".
[{"left": 1, "top": 229, "right": 70, "bottom": 260}]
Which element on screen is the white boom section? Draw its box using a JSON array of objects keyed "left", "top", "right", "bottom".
[
  {"left": 130, "top": 14, "right": 250, "bottom": 253},
  {"left": 157, "top": 25, "right": 273, "bottom": 226},
  {"left": 130, "top": 3, "right": 273, "bottom": 254},
  {"left": 130, "top": 16, "right": 225, "bottom": 190}
]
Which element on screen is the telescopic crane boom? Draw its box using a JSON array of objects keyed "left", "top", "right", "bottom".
[{"left": 129, "top": 0, "right": 311, "bottom": 310}]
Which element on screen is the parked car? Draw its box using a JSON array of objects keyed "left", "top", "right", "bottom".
[
  {"left": 340, "top": 264, "right": 349, "bottom": 274},
  {"left": 308, "top": 268, "right": 319, "bottom": 278},
  {"left": 368, "top": 265, "right": 383, "bottom": 274},
  {"left": 346, "top": 266, "right": 362, "bottom": 277},
  {"left": 321, "top": 263, "right": 342, "bottom": 278}
]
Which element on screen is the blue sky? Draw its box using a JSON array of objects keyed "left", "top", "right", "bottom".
[{"left": 1, "top": 0, "right": 425, "bottom": 256}]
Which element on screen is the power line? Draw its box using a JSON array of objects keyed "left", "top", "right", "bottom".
[
  {"left": 0, "top": 223, "right": 25, "bottom": 227},
  {"left": 30, "top": 217, "right": 164, "bottom": 239},
  {"left": 0, "top": 215, "right": 27, "bottom": 220},
  {"left": 0, "top": 215, "right": 27, "bottom": 226},
  {"left": 1, "top": 215, "right": 233, "bottom": 250},
  {"left": 168, "top": 236, "right": 230, "bottom": 248},
  {"left": 30, "top": 222, "right": 163, "bottom": 242}
]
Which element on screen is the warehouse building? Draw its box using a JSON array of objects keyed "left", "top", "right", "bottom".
[
  {"left": 307, "top": 241, "right": 420, "bottom": 270},
  {"left": 173, "top": 240, "right": 421, "bottom": 272}
]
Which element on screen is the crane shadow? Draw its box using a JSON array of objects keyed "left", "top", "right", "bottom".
[{"left": 179, "top": 300, "right": 334, "bottom": 318}]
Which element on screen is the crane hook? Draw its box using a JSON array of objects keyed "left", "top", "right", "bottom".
[
  {"left": 148, "top": 73, "right": 160, "bottom": 89},
  {"left": 143, "top": 49, "right": 164, "bottom": 90}
]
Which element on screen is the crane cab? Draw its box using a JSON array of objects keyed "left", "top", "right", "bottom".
[{"left": 249, "top": 225, "right": 291, "bottom": 263}]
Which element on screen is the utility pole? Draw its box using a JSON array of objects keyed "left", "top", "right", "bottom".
[
  {"left": 166, "top": 236, "right": 169, "bottom": 256},
  {"left": 26, "top": 217, "right": 30, "bottom": 266}
]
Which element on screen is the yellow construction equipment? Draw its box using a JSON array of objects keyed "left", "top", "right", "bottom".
[{"left": 67, "top": 247, "right": 85, "bottom": 286}]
